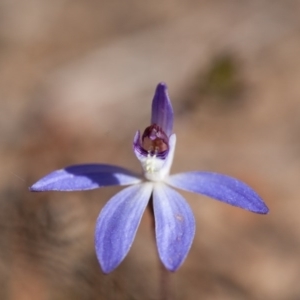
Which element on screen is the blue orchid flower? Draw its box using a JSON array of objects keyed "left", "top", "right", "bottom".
[{"left": 30, "top": 83, "right": 269, "bottom": 274}]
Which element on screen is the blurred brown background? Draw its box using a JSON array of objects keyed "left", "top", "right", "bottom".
[{"left": 0, "top": 0, "right": 300, "bottom": 299}]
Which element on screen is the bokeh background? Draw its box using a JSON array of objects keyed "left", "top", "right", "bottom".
[{"left": 0, "top": 0, "right": 300, "bottom": 299}]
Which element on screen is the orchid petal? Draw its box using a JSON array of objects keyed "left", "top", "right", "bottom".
[
  {"left": 153, "top": 183, "right": 195, "bottom": 271},
  {"left": 166, "top": 172, "right": 269, "bottom": 214},
  {"left": 151, "top": 83, "right": 174, "bottom": 136},
  {"left": 133, "top": 130, "right": 143, "bottom": 158},
  {"left": 95, "top": 183, "right": 153, "bottom": 273},
  {"left": 30, "top": 164, "right": 141, "bottom": 192}
]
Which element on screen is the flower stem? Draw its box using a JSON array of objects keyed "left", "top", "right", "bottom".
[
  {"left": 147, "top": 200, "right": 172, "bottom": 300},
  {"left": 159, "top": 261, "right": 172, "bottom": 300}
]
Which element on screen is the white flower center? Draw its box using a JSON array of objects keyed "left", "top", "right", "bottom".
[{"left": 141, "top": 134, "right": 176, "bottom": 182}]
